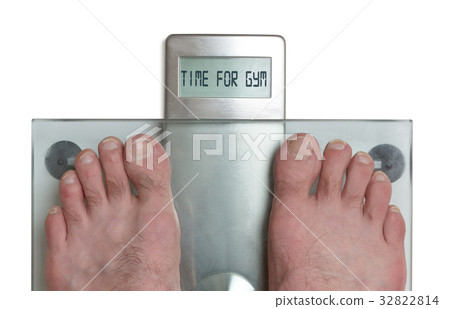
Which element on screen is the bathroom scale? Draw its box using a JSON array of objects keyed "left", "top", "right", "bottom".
[{"left": 31, "top": 35, "right": 412, "bottom": 291}]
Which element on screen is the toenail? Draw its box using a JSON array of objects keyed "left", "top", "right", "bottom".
[
  {"left": 374, "top": 171, "right": 390, "bottom": 182},
  {"left": 287, "top": 134, "right": 319, "bottom": 159},
  {"left": 288, "top": 136, "right": 305, "bottom": 157},
  {"left": 48, "top": 207, "right": 58, "bottom": 215},
  {"left": 356, "top": 152, "right": 373, "bottom": 165},
  {"left": 328, "top": 139, "right": 346, "bottom": 150},
  {"left": 62, "top": 172, "right": 76, "bottom": 184},
  {"left": 135, "top": 141, "right": 152, "bottom": 161},
  {"left": 390, "top": 205, "right": 401, "bottom": 213},
  {"left": 79, "top": 151, "right": 94, "bottom": 164},
  {"left": 102, "top": 137, "right": 120, "bottom": 150}
]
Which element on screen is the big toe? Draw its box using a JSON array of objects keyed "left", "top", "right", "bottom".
[
  {"left": 273, "top": 133, "right": 323, "bottom": 199},
  {"left": 124, "top": 134, "right": 172, "bottom": 202}
]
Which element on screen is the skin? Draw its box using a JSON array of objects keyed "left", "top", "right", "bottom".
[
  {"left": 45, "top": 135, "right": 180, "bottom": 290},
  {"left": 268, "top": 134, "right": 406, "bottom": 291},
  {"left": 45, "top": 133, "right": 406, "bottom": 291}
]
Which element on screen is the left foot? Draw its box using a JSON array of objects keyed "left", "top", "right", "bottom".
[{"left": 45, "top": 135, "right": 180, "bottom": 290}]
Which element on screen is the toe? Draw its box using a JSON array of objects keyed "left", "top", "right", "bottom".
[
  {"left": 124, "top": 134, "right": 171, "bottom": 201},
  {"left": 383, "top": 205, "right": 406, "bottom": 246},
  {"left": 74, "top": 149, "right": 107, "bottom": 210},
  {"left": 273, "top": 133, "right": 323, "bottom": 198},
  {"left": 317, "top": 139, "right": 352, "bottom": 201},
  {"left": 59, "top": 170, "right": 86, "bottom": 225},
  {"left": 364, "top": 171, "right": 392, "bottom": 222},
  {"left": 342, "top": 152, "right": 374, "bottom": 206},
  {"left": 45, "top": 206, "right": 67, "bottom": 251},
  {"left": 98, "top": 137, "right": 131, "bottom": 202}
]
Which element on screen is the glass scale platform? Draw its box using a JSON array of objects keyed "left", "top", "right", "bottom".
[{"left": 32, "top": 119, "right": 412, "bottom": 291}]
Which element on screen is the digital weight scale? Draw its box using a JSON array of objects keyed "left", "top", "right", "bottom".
[{"left": 32, "top": 35, "right": 412, "bottom": 291}]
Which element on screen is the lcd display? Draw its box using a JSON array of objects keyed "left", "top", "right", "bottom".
[{"left": 179, "top": 57, "right": 271, "bottom": 98}]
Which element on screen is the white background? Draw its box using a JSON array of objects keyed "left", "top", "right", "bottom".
[{"left": 1, "top": 0, "right": 449, "bottom": 307}]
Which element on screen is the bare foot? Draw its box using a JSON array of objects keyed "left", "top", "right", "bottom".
[
  {"left": 268, "top": 134, "right": 406, "bottom": 291},
  {"left": 45, "top": 136, "right": 180, "bottom": 290}
]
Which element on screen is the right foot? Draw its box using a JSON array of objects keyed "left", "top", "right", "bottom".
[
  {"left": 45, "top": 135, "right": 180, "bottom": 290},
  {"left": 268, "top": 134, "right": 406, "bottom": 291}
]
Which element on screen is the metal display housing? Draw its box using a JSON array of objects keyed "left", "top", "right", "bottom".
[{"left": 165, "top": 35, "right": 285, "bottom": 119}]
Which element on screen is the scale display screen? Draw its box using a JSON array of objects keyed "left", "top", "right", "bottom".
[
  {"left": 166, "top": 35, "right": 284, "bottom": 118},
  {"left": 178, "top": 57, "right": 271, "bottom": 98}
]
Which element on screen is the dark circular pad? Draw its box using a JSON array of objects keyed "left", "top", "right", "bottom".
[
  {"left": 45, "top": 141, "right": 81, "bottom": 179},
  {"left": 369, "top": 144, "right": 405, "bottom": 183}
]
